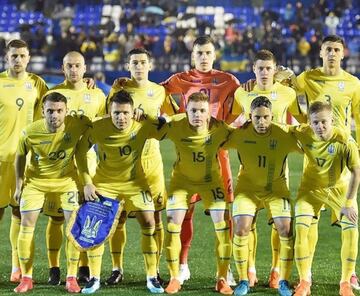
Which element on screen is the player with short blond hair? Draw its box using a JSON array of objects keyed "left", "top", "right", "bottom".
[
  {"left": 160, "top": 92, "right": 233, "bottom": 295},
  {"left": 292, "top": 101, "right": 360, "bottom": 296},
  {"left": 279, "top": 34, "right": 360, "bottom": 289},
  {"left": 162, "top": 35, "right": 240, "bottom": 285}
]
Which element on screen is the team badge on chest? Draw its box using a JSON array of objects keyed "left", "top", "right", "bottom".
[
  {"left": 338, "top": 81, "right": 345, "bottom": 92},
  {"left": 130, "top": 132, "right": 137, "bottom": 140},
  {"left": 328, "top": 144, "right": 335, "bottom": 155},
  {"left": 147, "top": 89, "right": 154, "bottom": 97},
  {"left": 83, "top": 93, "right": 91, "bottom": 103},
  {"left": 63, "top": 132, "right": 72, "bottom": 143},
  {"left": 24, "top": 82, "right": 32, "bottom": 90},
  {"left": 270, "top": 91, "right": 277, "bottom": 100}
]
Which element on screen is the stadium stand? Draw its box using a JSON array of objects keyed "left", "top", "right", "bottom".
[{"left": 0, "top": 0, "right": 358, "bottom": 76}]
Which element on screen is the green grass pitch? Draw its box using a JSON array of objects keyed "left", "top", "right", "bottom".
[{"left": 0, "top": 140, "right": 357, "bottom": 295}]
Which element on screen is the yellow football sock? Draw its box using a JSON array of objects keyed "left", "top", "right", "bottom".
[
  {"left": 340, "top": 220, "right": 358, "bottom": 282},
  {"left": 248, "top": 225, "right": 257, "bottom": 271},
  {"left": 279, "top": 235, "right": 294, "bottom": 280},
  {"left": 10, "top": 215, "right": 21, "bottom": 271},
  {"left": 66, "top": 240, "right": 80, "bottom": 277},
  {"left": 18, "top": 225, "right": 35, "bottom": 277},
  {"left": 214, "top": 221, "right": 231, "bottom": 279},
  {"left": 165, "top": 222, "right": 181, "bottom": 278},
  {"left": 308, "top": 218, "right": 319, "bottom": 269},
  {"left": 233, "top": 234, "right": 249, "bottom": 281},
  {"left": 141, "top": 225, "right": 157, "bottom": 277},
  {"left": 46, "top": 217, "right": 64, "bottom": 268},
  {"left": 110, "top": 223, "right": 126, "bottom": 270},
  {"left": 79, "top": 252, "right": 88, "bottom": 268},
  {"left": 294, "top": 216, "right": 312, "bottom": 281},
  {"left": 271, "top": 225, "right": 280, "bottom": 270},
  {"left": 88, "top": 244, "right": 104, "bottom": 279},
  {"left": 155, "top": 221, "right": 164, "bottom": 271}
]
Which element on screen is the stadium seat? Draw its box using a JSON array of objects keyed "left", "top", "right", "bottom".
[
  {"left": 205, "top": 6, "right": 215, "bottom": 15},
  {"left": 196, "top": 6, "right": 206, "bottom": 15}
]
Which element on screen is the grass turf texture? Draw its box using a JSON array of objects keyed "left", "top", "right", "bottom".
[{"left": 0, "top": 140, "right": 356, "bottom": 295}]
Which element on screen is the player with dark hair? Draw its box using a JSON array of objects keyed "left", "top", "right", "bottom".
[
  {"left": 104, "top": 47, "right": 177, "bottom": 286},
  {"left": 13, "top": 92, "right": 91, "bottom": 293},
  {"left": 223, "top": 96, "right": 298, "bottom": 296}
]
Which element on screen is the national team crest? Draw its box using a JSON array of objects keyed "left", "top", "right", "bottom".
[
  {"left": 130, "top": 132, "right": 136, "bottom": 140},
  {"left": 25, "top": 82, "right": 32, "bottom": 90},
  {"left": 63, "top": 132, "right": 71, "bottom": 143},
  {"left": 66, "top": 195, "right": 123, "bottom": 251},
  {"left": 338, "top": 81, "right": 345, "bottom": 92},
  {"left": 205, "top": 135, "right": 212, "bottom": 145},
  {"left": 84, "top": 93, "right": 91, "bottom": 103},
  {"left": 328, "top": 144, "right": 335, "bottom": 154},
  {"left": 212, "top": 78, "right": 218, "bottom": 85},
  {"left": 270, "top": 91, "right": 277, "bottom": 100},
  {"left": 269, "top": 139, "right": 277, "bottom": 150},
  {"left": 147, "top": 89, "right": 154, "bottom": 97}
]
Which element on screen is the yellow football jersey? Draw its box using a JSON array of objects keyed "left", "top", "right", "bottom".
[
  {"left": 232, "top": 82, "right": 302, "bottom": 123},
  {"left": 296, "top": 68, "right": 360, "bottom": 143},
  {"left": 76, "top": 116, "right": 165, "bottom": 186},
  {"left": 38, "top": 81, "right": 106, "bottom": 120},
  {"left": 223, "top": 123, "right": 299, "bottom": 195},
  {"left": 108, "top": 79, "right": 177, "bottom": 117},
  {"left": 107, "top": 79, "right": 177, "bottom": 159},
  {"left": 160, "top": 113, "right": 234, "bottom": 184},
  {"left": 17, "top": 116, "right": 91, "bottom": 179},
  {"left": 291, "top": 125, "right": 360, "bottom": 189},
  {"left": 0, "top": 71, "right": 48, "bottom": 161}
]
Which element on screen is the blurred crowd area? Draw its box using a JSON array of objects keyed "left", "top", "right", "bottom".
[{"left": 0, "top": 0, "right": 359, "bottom": 74}]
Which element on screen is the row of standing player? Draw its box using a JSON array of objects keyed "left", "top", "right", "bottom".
[{"left": 0, "top": 34, "right": 359, "bottom": 295}]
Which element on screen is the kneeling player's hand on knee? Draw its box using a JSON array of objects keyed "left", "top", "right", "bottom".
[
  {"left": 84, "top": 184, "right": 99, "bottom": 202},
  {"left": 340, "top": 206, "right": 358, "bottom": 224}
]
